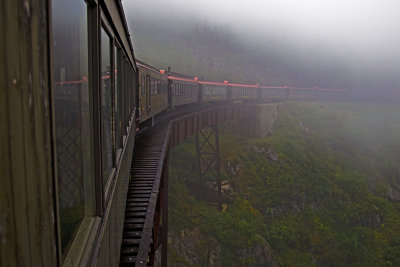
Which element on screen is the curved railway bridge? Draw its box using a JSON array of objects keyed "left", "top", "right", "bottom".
[{"left": 119, "top": 104, "right": 257, "bottom": 266}]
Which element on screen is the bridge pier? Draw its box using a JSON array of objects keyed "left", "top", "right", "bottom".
[
  {"left": 235, "top": 103, "right": 279, "bottom": 137},
  {"left": 195, "top": 124, "right": 222, "bottom": 210}
]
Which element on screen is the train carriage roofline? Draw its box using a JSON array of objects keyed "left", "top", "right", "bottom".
[
  {"left": 137, "top": 59, "right": 167, "bottom": 75},
  {"left": 198, "top": 80, "right": 227, "bottom": 86},
  {"left": 228, "top": 82, "right": 259, "bottom": 88},
  {"left": 168, "top": 75, "right": 199, "bottom": 83},
  {"left": 259, "top": 85, "right": 287, "bottom": 89}
]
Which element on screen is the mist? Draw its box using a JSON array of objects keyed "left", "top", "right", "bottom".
[{"left": 123, "top": 0, "right": 400, "bottom": 91}]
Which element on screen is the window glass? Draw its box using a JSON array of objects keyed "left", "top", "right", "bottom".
[
  {"left": 52, "top": 0, "right": 92, "bottom": 256},
  {"left": 141, "top": 75, "right": 145, "bottom": 96},
  {"left": 125, "top": 60, "right": 130, "bottom": 116},
  {"left": 129, "top": 66, "right": 134, "bottom": 113},
  {"left": 152, "top": 78, "right": 154, "bottom": 95},
  {"left": 114, "top": 46, "right": 121, "bottom": 150},
  {"left": 150, "top": 78, "right": 153, "bottom": 95},
  {"left": 101, "top": 27, "right": 113, "bottom": 186}
]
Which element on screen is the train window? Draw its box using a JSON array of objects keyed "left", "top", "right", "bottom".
[
  {"left": 101, "top": 27, "right": 113, "bottom": 187},
  {"left": 150, "top": 78, "right": 153, "bottom": 95},
  {"left": 126, "top": 60, "right": 131, "bottom": 117},
  {"left": 131, "top": 66, "right": 136, "bottom": 112},
  {"left": 141, "top": 75, "right": 145, "bottom": 96},
  {"left": 52, "top": 0, "right": 93, "bottom": 256},
  {"left": 115, "top": 46, "right": 122, "bottom": 150},
  {"left": 157, "top": 80, "right": 161, "bottom": 95}
]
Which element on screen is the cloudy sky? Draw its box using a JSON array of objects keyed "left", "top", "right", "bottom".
[{"left": 123, "top": 0, "right": 400, "bottom": 88}]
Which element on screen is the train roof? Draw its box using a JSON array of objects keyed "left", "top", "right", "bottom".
[
  {"left": 198, "top": 81, "right": 226, "bottom": 86},
  {"left": 168, "top": 75, "right": 199, "bottom": 83},
  {"left": 136, "top": 60, "right": 166, "bottom": 75},
  {"left": 228, "top": 83, "right": 259, "bottom": 88}
]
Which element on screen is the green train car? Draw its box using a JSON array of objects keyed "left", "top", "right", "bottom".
[
  {"left": 137, "top": 60, "right": 169, "bottom": 123},
  {"left": 1, "top": 0, "right": 138, "bottom": 266}
]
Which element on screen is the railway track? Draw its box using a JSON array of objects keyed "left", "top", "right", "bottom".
[{"left": 119, "top": 120, "right": 169, "bottom": 266}]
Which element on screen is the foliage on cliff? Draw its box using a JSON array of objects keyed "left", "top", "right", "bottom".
[{"left": 167, "top": 102, "right": 400, "bottom": 266}]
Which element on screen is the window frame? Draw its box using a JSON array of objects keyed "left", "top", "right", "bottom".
[{"left": 100, "top": 17, "right": 116, "bottom": 201}]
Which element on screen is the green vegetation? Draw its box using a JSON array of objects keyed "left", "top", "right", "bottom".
[{"left": 168, "top": 102, "right": 400, "bottom": 266}]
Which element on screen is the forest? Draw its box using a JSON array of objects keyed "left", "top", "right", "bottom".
[{"left": 166, "top": 102, "right": 400, "bottom": 266}]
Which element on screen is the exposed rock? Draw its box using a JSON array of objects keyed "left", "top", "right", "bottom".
[
  {"left": 237, "top": 234, "right": 278, "bottom": 266},
  {"left": 225, "top": 160, "right": 242, "bottom": 176},
  {"left": 166, "top": 227, "right": 221, "bottom": 266},
  {"left": 266, "top": 147, "right": 279, "bottom": 162},
  {"left": 206, "top": 179, "right": 234, "bottom": 203},
  {"left": 244, "top": 145, "right": 279, "bottom": 162},
  {"left": 297, "top": 119, "right": 312, "bottom": 135},
  {"left": 221, "top": 180, "right": 234, "bottom": 199},
  {"left": 386, "top": 183, "right": 400, "bottom": 202}
]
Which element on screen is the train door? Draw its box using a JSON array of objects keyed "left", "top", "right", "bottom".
[
  {"left": 227, "top": 85, "right": 232, "bottom": 101},
  {"left": 146, "top": 75, "right": 151, "bottom": 113},
  {"left": 168, "top": 80, "right": 172, "bottom": 108},
  {"left": 141, "top": 75, "right": 145, "bottom": 121}
]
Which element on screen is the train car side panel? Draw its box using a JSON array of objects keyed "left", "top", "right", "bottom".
[{"left": 0, "top": 0, "right": 58, "bottom": 266}]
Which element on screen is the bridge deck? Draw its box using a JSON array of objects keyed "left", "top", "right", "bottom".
[
  {"left": 119, "top": 120, "right": 169, "bottom": 266},
  {"left": 118, "top": 104, "right": 257, "bottom": 266}
]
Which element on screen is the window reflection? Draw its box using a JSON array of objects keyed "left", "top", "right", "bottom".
[
  {"left": 101, "top": 28, "right": 113, "bottom": 186},
  {"left": 52, "top": 0, "right": 92, "bottom": 255},
  {"left": 115, "top": 46, "right": 122, "bottom": 150}
]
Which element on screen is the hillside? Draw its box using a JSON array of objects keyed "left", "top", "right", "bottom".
[
  {"left": 165, "top": 102, "right": 400, "bottom": 266},
  {"left": 128, "top": 16, "right": 351, "bottom": 88}
]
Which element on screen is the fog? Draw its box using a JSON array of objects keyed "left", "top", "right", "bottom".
[{"left": 123, "top": 0, "right": 400, "bottom": 90}]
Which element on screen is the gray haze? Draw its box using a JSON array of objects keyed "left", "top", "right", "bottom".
[{"left": 123, "top": 0, "right": 400, "bottom": 90}]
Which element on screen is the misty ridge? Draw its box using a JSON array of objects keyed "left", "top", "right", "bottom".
[{"left": 126, "top": 0, "right": 400, "bottom": 92}]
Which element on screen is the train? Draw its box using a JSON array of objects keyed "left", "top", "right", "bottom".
[{"left": 137, "top": 61, "right": 348, "bottom": 127}]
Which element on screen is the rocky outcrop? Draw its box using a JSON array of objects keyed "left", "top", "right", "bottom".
[
  {"left": 244, "top": 145, "right": 279, "bottom": 162},
  {"left": 206, "top": 179, "right": 235, "bottom": 203},
  {"left": 164, "top": 228, "right": 278, "bottom": 266},
  {"left": 386, "top": 184, "right": 400, "bottom": 201},
  {"left": 225, "top": 161, "right": 243, "bottom": 176},
  {"left": 166, "top": 227, "right": 221, "bottom": 266},
  {"left": 237, "top": 234, "right": 278, "bottom": 266}
]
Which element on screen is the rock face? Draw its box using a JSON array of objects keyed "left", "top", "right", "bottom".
[
  {"left": 167, "top": 227, "right": 221, "bottom": 266},
  {"left": 205, "top": 179, "right": 235, "bottom": 203},
  {"left": 245, "top": 145, "right": 279, "bottom": 162},
  {"left": 386, "top": 183, "right": 400, "bottom": 201},
  {"left": 164, "top": 228, "right": 278, "bottom": 266},
  {"left": 225, "top": 161, "right": 242, "bottom": 176},
  {"left": 237, "top": 234, "right": 278, "bottom": 266}
]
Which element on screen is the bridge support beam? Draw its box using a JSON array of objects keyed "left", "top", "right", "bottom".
[
  {"left": 161, "top": 155, "right": 169, "bottom": 267},
  {"left": 195, "top": 124, "right": 222, "bottom": 210}
]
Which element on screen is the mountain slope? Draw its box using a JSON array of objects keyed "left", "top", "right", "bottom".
[
  {"left": 129, "top": 16, "right": 351, "bottom": 88},
  {"left": 166, "top": 102, "right": 400, "bottom": 266}
]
